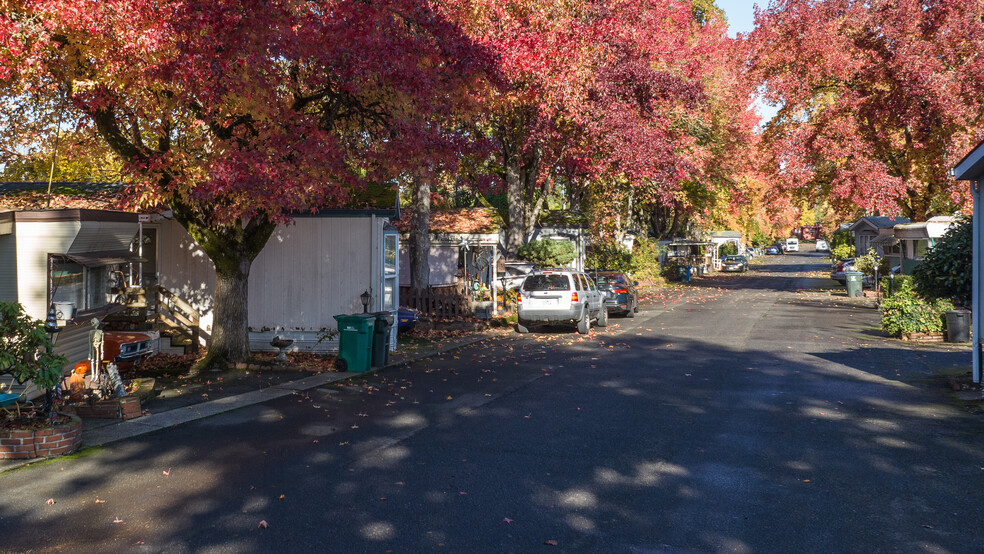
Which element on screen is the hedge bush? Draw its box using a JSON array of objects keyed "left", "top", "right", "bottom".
[
  {"left": 879, "top": 280, "right": 953, "bottom": 337},
  {"left": 517, "top": 239, "right": 576, "bottom": 268}
]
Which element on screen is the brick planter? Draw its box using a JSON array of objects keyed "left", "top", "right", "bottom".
[
  {"left": 71, "top": 396, "right": 142, "bottom": 420},
  {"left": 0, "top": 414, "right": 83, "bottom": 460},
  {"left": 902, "top": 332, "right": 944, "bottom": 343}
]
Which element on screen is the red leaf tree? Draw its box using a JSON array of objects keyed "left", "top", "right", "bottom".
[
  {"left": 747, "top": 0, "right": 984, "bottom": 221},
  {"left": 0, "top": 0, "right": 488, "bottom": 366}
]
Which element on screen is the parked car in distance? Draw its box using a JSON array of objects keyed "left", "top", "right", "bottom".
[
  {"left": 517, "top": 270, "right": 607, "bottom": 334},
  {"left": 765, "top": 245, "right": 782, "bottom": 255},
  {"left": 744, "top": 247, "right": 757, "bottom": 258},
  {"left": 498, "top": 261, "right": 539, "bottom": 290},
  {"left": 785, "top": 238, "right": 799, "bottom": 252},
  {"left": 830, "top": 258, "right": 855, "bottom": 282},
  {"left": 591, "top": 271, "right": 639, "bottom": 318},
  {"left": 815, "top": 239, "right": 829, "bottom": 253},
  {"left": 720, "top": 255, "right": 749, "bottom": 273}
]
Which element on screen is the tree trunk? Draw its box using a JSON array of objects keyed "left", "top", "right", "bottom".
[
  {"left": 505, "top": 147, "right": 525, "bottom": 257},
  {"left": 409, "top": 174, "right": 431, "bottom": 291},
  {"left": 171, "top": 201, "right": 275, "bottom": 369}
]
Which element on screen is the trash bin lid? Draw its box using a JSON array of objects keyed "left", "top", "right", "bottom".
[{"left": 370, "top": 311, "right": 395, "bottom": 325}]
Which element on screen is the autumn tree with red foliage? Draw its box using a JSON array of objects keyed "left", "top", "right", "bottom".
[
  {"left": 0, "top": 0, "right": 488, "bottom": 366},
  {"left": 748, "top": 0, "right": 984, "bottom": 221}
]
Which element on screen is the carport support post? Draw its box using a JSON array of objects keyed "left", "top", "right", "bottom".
[{"left": 974, "top": 180, "right": 982, "bottom": 385}]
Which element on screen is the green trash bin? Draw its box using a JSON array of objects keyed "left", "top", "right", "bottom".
[
  {"left": 845, "top": 271, "right": 863, "bottom": 297},
  {"left": 370, "top": 311, "right": 395, "bottom": 367},
  {"left": 333, "top": 314, "right": 375, "bottom": 372}
]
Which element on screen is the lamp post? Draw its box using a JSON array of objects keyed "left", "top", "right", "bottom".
[
  {"left": 360, "top": 290, "right": 371, "bottom": 313},
  {"left": 43, "top": 304, "right": 61, "bottom": 339}
]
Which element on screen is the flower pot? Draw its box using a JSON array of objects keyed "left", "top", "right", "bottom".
[{"left": 0, "top": 413, "right": 82, "bottom": 459}]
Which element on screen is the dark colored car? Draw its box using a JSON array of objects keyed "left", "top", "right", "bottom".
[
  {"left": 720, "top": 255, "right": 749, "bottom": 273},
  {"left": 592, "top": 271, "right": 640, "bottom": 318}
]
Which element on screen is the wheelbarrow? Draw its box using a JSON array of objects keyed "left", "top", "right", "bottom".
[{"left": 0, "top": 393, "right": 25, "bottom": 417}]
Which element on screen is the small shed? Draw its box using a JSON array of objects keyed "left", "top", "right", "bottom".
[{"left": 951, "top": 143, "right": 984, "bottom": 385}]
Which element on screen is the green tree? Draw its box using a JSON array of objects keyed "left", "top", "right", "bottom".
[
  {"left": 517, "top": 239, "right": 576, "bottom": 268},
  {"left": 913, "top": 218, "right": 972, "bottom": 307},
  {"left": 586, "top": 241, "right": 633, "bottom": 272},
  {"left": 0, "top": 302, "right": 67, "bottom": 405}
]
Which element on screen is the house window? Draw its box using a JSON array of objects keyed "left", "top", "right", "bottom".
[
  {"left": 50, "top": 258, "right": 84, "bottom": 310},
  {"left": 914, "top": 239, "right": 929, "bottom": 259},
  {"left": 49, "top": 255, "right": 127, "bottom": 314}
]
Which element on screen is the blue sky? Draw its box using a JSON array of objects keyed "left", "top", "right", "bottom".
[
  {"left": 716, "top": 0, "right": 778, "bottom": 124},
  {"left": 717, "top": 0, "right": 762, "bottom": 38}
]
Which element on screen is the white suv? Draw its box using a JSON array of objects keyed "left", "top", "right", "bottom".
[{"left": 516, "top": 270, "right": 607, "bottom": 334}]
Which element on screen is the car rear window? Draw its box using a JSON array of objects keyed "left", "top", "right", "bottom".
[
  {"left": 523, "top": 275, "right": 571, "bottom": 291},
  {"left": 594, "top": 274, "right": 626, "bottom": 286}
]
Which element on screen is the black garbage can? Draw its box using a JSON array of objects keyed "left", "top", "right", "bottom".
[
  {"left": 370, "top": 311, "right": 395, "bottom": 367},
  {"left": 945, "top": 310, "right": 971, "bottom": 343}
]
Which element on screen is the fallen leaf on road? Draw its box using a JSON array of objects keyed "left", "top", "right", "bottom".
[
  {"left": 258, "top": 520, "right": 269, "bottom": 529},
  {"left": 544, "top": 539, "right": 558, "bottom": 546},
  {"left": 503, "top": 517, "right": 514, "bottom": 523},
  {"left": 162, "top": 468, "right": 171, "bottom": 477},
  {"left": 113, "top": 516, "right": 124, "bottom": 524},
  {"left": 46, "top": 498, "right": 55, "bottom": 506}
]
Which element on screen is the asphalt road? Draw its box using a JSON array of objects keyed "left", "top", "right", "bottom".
[{"left": 1, "top": 249, "right": 981, "bottom": 553}]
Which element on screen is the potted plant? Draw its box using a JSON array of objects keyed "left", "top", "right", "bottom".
[{"left": 0, "top": 301, "right": 80, "bottom": 460}]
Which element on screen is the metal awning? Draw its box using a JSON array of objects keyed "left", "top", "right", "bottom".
[{"left": 58, "top": 250, "right": 145, "bottom": 267}]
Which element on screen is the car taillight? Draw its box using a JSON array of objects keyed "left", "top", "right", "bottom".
[
  {"left": 617, "top": 288, "right": 628, "bottom": 294},
  {"left": 571, "top": 292, "right": 579, "bottom": 302},
  {"left": 517, "top": 292, "right": 522, "bottom": 303}
]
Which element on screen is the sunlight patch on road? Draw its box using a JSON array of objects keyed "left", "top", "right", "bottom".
[
  {"left": 360, "top": 521, "right": 396, "bottom": 540},
  {"left": 800, "top": 405, "right": 849, "bottom": 420},
  {"left": 565, "top": 513, "right": 597, "bottom": 532},
  {"left": 872, "top": 436, "right": 917, "bottom": 449},
  {"left": 594, "top": 461, "right": 689, "bottom": 487},
  {"left": 384, "top": 412, "right": 428, "bottom": 428},
  {"left": 557, "top": 488, "right": 598, "bottom": 508}
]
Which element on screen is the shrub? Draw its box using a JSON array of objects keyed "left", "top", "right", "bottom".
[
  {"left": 913, "top": 217, "right": 971, "bottom": 307},
  {"left": 830, "top": 228, "right": 853, "bottom": 250},
  {"left": 830, "top": 243, "right": 855, "bottom": 262},
  {"left": 880, "top": 274, "right": 913, "bottom": 297},
  {"left": 631, "top": 237, "right": 664, "bottom": 281},
  {"left": 879, "top": 280, "right": 953, "bottom": 337},
  {"left": 660, "top": 257, "right": 686, "bottom": 281},
  {"left": 586, "top": 240, "right": 633, "bottom": 272},
  {"left": 853, "top": 248, "right": 890, "bottom": 277},
  {"left": 517, "top": 239, "right": 576, "bottom": 268},
  {"left": 0, "top": 302, "right": 67, "bottom": 395}
]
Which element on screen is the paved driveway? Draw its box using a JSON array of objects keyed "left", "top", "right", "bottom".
[{"left": 0, "top": 250, "right": 980, "bottom": 552}]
